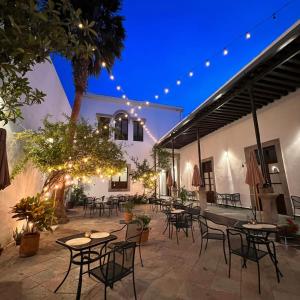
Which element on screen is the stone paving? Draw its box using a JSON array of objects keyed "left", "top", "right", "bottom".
[{"left": 0, "top": 205, "right": 300, "bottom": 300}]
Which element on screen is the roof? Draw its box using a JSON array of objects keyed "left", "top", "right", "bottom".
[
  {"left": 84, "top": 93, "right": 183, "bottom": 113},
  {"left": 157, "top": 21, "right": 300, "bottom": 149}
]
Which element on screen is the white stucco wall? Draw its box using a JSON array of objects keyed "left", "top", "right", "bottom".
[
  {"left": 0, "top": 61, "right": 71, "bottom": 247},
  {"left": 179, "top": 89, "right": 300, "bottom": 208},
  {"left": 80, "top": 94, "right": 182, "bottom": 197}
]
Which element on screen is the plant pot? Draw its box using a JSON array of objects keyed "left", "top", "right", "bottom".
[
  {"left": 124, "top": 212, "right": 133, "bottom": 222},
  {"left": 141, "top": 228, "right": 150, "bottom": 243},
  {"left": 19, "top": 232, "right": 40, "bottom": 257}
]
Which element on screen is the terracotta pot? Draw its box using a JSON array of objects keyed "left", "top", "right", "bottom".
[
  {"left": 124, "top": 212, "right": 133, "bottom": 222},
  {"left": 141, "top": 228, "right": 150, "bottom": 243},
  {"left": 19, "top": 232, "right": 40, "bottom": 257}
]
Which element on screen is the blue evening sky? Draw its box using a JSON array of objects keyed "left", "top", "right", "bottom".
[{"left": 52, "top": 0, "right": 300, "bottom": 116}]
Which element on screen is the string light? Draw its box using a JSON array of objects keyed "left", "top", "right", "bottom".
[
  {"left": 138, "top": 105, "right": 142, "bottom": 110},
  {"left": 164, "top": 88, "right": 169, "bottom": 94},
  {"left": 176, "top": 80, "right": 181, "bottom": 85},
  {"left": 125, "top": 114, "right": 128, "bottom": 118},
  {"left": 109, "top": 75, "right": 115, "bottom": 80},
  {"left": 205, "top": 60, "right": 211, "bottom": 67},
  {"left": 122, "top": 94, "right": 126, "bottom": 99},
  {"left": 116, "top": 85, "right": 121, "bottom": 91},
  {"left": 78, "top": 23, "right": 83, "bottom": 29},
  {"left": 155, "top": 95, "right": 159, "bottom": 99},
  {"left": 145, "top": 101, "right": 150, "bottom": 105},
  {"left": 126, "top": 101, "right": 131, "bottom": 106},
  {"left": 245, "top": 32, "right": 251, "bottom": 39},
  {"left": 223, "top": 48, "right": 229, "bottom": 56},
  {"left": 101, "top": 62, "right": 106, "bottom": 67},
  {"left": 188, "top": 71, "right": 194, "bottom": 77}
]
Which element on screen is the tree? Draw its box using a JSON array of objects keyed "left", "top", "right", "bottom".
[
  {"left": 13, "top": 116, "right": 126, "bottom": 222},
  {"left": 65, "top": 0, "right": 126, "bottom": 123},
  {"left": 0, "top": 0, "right": 96, "bottom": 124}
]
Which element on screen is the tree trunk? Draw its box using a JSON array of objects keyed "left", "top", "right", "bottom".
[
  {"left": 54, "top": 181, "right": 69, "bottom": 224},
  {"left": 70, "top": 89, "right": 84, "bottom": 124}
]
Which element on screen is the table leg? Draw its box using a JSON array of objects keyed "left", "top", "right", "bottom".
[
  {"left": 76, "top": 252, "right": 84, "bottom": 300},
  {"left": 54, "top": 248, "right": 73, "bottom": 293}
]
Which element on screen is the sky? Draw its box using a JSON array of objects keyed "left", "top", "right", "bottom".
[{"left": 52, "top": 0, "right": 300, "bottom": 117}]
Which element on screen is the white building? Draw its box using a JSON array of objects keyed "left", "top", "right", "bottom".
[
  {"left": 157, "top": 21, "right": 300, "bottom": 216},
  {"left": 80, "top": 93, "right": 183, "bottom": 197}
]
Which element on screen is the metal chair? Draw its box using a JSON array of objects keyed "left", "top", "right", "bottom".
[
  {"left": 226, "top": 228, "right": 282, "bottom": 294},
  {"left": 171, "top": 212, "right": 195, "bottom": 245},
  {"left": 230, "top": 193, "right": 242, "bottom": 207},
  {"left": 291, "top": 195, "right": 300, "bottom": 219},
  {"left": 109, "top": 219, "right": 144, "bottom": 267},
  {"left": 89, "top": 241, "right": 137, "bottom": 300},
  {"left": 198, "top": 215, "right": 227, "bottom": 264}
]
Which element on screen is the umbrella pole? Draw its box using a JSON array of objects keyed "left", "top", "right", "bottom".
[{"left": 254, "top": 185, "right": 262, "bottom": 222}]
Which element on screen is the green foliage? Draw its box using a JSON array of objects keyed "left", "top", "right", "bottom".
[
  {"left": 70, "top": 185, "right": 87, "bottom": 205},
  {"left": 11, "top": 193, "right": 55, "bottom": 232},
  {"left": 179, "top": 187, "right": 188, "bottom": 203},
  {"left": 0, "top": 0, "right": 99, "bottom": 124},
  {"left": 131, "top": 158, "right": 157, "bottom": 192},
  {"left": 124, "top": 201, "right": 135, "bottom": 213},
  {"left": 135, "top": 214, "right": 151, "bottom": 229},
  {"left": 152, "top": 146, "right": 171, "bottom": 171},
  {"left": 13, "top": 227, "right": 24, "bottom": 245},
  {"left": 131, "top": 194, "right": 147, "bottom": 205},
  {"left": 12, "top": 116, "right": 126, "bottom": 181}
]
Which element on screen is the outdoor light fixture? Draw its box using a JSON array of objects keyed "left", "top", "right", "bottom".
[
  {"left": 109, "top": 75, "right": 114, "bottom": 80},
  {"left": 155, "top": 95, "right": 159, "bottom": 99},
  {"left": 188, "top": 71, "right": 194, "bottom": 77},
  {"left": 122, "top": 94, "right": 126, "bottom": 99},
  {"left": 245, "top": 32, "right": 251, "bottom": 39},
  {"left": 116, "top": 85, "right": 121, "bottom": 91},
  {"left": 176, "top": 80, "right": 181, "bottom": 85},
  {"left": 101, "top": 62, "right": 106, "bottom": 67},
  {"left": 164, "top": 88, "right": 169, "bottom": 94},
  {"left": 223, "top": 48, "right": 229, "bottom": 56},
  {"left": 205, "top": 60, "right": 211, "bottom": 67},
  {"left": 145, "top": 101, "right": 150, "bottom": 105}
]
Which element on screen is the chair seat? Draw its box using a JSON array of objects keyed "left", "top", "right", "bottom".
[
  {"left": 231, "top": 245, "right": 268, "bottom": 261},
  {"left": 203, "top": 232, "right": 225, "bottom": 240},
  {"left": 89, "top": 261, "right": 131, "bottom": 284},
  {"left": 108, "top": 241, "right": 127, "bottom": 249}
]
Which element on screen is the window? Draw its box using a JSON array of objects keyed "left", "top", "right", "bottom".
[
  {"left": 98, "top": 116, "right": 111, "bottom": 138},
  {"left": 110, "top": 167, "right": 129, "bottom": 190},
  {"left": 114, "top": 113, "right": 128, "bottom": 140},
  {"left": 133, "top": 120, "right": 143, "bottom": 141}
]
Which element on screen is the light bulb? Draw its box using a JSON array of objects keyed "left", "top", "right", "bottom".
[
  {"left": 138, "top": 106, "right": 142, "bottom": 110},
  {"left": 109, "top": 75, "right": 114, "bottom": 80},
  {"left": 176, "top": 80, "right": 181, "bottom": 85},
  {"left": 134, "top": 113, "right": 137, "bottom": 117},
  {"left": 126, "top": 101, "right": 131, "bottom": 106},
  {"left": 125, "top": 114, "right": 128, "bottom": 118},
  {"left": 145, "top": 101, "right": 150, "bottom": 105},
  {"left": 223, "top": 48, "right": 228, "bottom": 56},
  {"left": 155, "top": 95, "right": 159, "bottom": 99},
  {"left": 101, "top": 62, "right": 106, "bottom": 67},
  {"left": 137, "top": 118, "right": 141, "bottom": 121},
  {"left": 245, "top": 32, "right": 251, "bottom": 39},
  {"left": 116, "top": 85, "right": 121, "bottom": 91},
  {"left": 78, "top": 23, "right": 83, "bottom": 29},
  {"left": 122, "top": 94, "right": 126, "bottom": 99},
  {"left": 188, "top": 71, "right": 194, "bottom": 77},
  {"left": 164, "top": 88, "right": 169, "bottom": 94},
  {"left": 205, "top": 60, "right": 211, "bottom": 67}
]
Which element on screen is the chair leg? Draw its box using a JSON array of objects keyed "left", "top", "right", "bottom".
[
  {"left": 104, "top": 285, "right": 107, "bottom": 300},
  {"left": 132, "top": 271, "right": 137, "bottom": 300},
  {"left": 257, "top": 262, "right": 261, "bottom": 294},
  {"left": 199, "top": 237, "right": 203, "bottom": 257},
  {"left": 222, "top": 238, "right": 227, "bottom": 264},
  {"left": 138, "top": 244, "right": 143, "bottom": 267},
  {"left": 176, "top": 228, "right": 179, "bottom": 245},
  {"left": 191, "top": 226, "right": 195, "bottom": 243},
  {"left": 205, "top": 237, "right": 208, "bottom": 251}
]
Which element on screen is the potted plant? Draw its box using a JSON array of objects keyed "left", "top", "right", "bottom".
[
  {"left": 179, "top": 187, "right": 188, "bottom": 203},
  {"left": 13, "top": 227, "right": 24, "bottom": 246},
  {"left": 68, "top": 185, "right": 86, "bottom": 208},
  {"left": 11, "top": 194, "right": 55, "bottom": 257},
  {"left": 136, "top": 214, "right": 151, "bottom": 243},
  {"left": 123, "top": 201, "right": 135, "bottom": 222}
]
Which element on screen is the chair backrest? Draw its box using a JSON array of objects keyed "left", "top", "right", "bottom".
[
  {"left": 291, "top": 195, "right": 300, "bottom": 209},
  {"left": 99, "top": 241, "right": 136, "bottom": 284},
  {"left": 125, "top": 219, "right": 144, "bottom": 243},
  {"left": 198, "top": 215, "right": 208, "bottom": 235},
  {"left": 226, "top": 228, "right": 248, "bottom": 254},
  {"left": 231, "top": 193, "right": 240, "bottom": 201}
]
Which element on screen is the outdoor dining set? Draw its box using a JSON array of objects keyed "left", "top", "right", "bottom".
[{"left": 159, "top": 199, "right": 283, "bottom": 294}]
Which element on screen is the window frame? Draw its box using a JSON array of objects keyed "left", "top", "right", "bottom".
[
  {"left": 114, "top": 114, "right": 128, "bottom": 140},
  {"left": 109, "top": 165, "right": 130, "bottom": 192},
  {"left": 133, "top": 120, "right": 144, "bottom": 142}
]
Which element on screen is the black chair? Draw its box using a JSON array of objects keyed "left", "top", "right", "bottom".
[
  {"left": 291, "top": 195, "right": 300, "bottom": 219},
  {"left": 226, "top": 228, "right": 282, "bottom": 294},
  {"left": 230, "top": 193, "right": 242, "bottom": 207},
  {"left": 171, "top": 212, "right": 195, "bottom": 245},
  {"left": 84, "top": 197, "right": 96, "bottom": 216},
  {"left": 109, "top": 219, "right": 144, "bottom": 267},
  {"left": 89, "top": 241, "right": 137, "bottom": 300},
  {"left": 198, "top": 215, "right": 227, "bottom": 263}
]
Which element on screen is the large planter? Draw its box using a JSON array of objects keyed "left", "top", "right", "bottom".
[
  {"left": 19, "top": 232, "right": 40, "bottom": 257},
  {"left": 124, "top": 212, "right": 133, "bottom": 222},
  {"left": 141, "top": 228, "right": 150, "bottom": 243}
]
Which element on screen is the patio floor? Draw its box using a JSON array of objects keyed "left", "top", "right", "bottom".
[{"left": 0, "top": 204, "right": 300, "bottom": 300}]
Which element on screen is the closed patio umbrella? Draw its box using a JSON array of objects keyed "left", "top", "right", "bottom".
[
  {"left": 192, "top": 164, "right": 203, "bottom": 187},
  {"left": 0, "top": 128, "right": 11, "bottom": 190},
  {"left": 245, "top": 150, "right": 265, "bottom": 219}
]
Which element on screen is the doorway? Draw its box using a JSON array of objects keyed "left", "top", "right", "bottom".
[
  {"left": 202, "top": 158, "right": 216, "bottom": 203},
  {"left": 244, "top": 139, "right": 292, "bottom": 215}
]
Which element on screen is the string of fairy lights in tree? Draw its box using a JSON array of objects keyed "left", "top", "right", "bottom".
[{"left": 101, "top": 0, "right": 296, "bottom": 125}]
